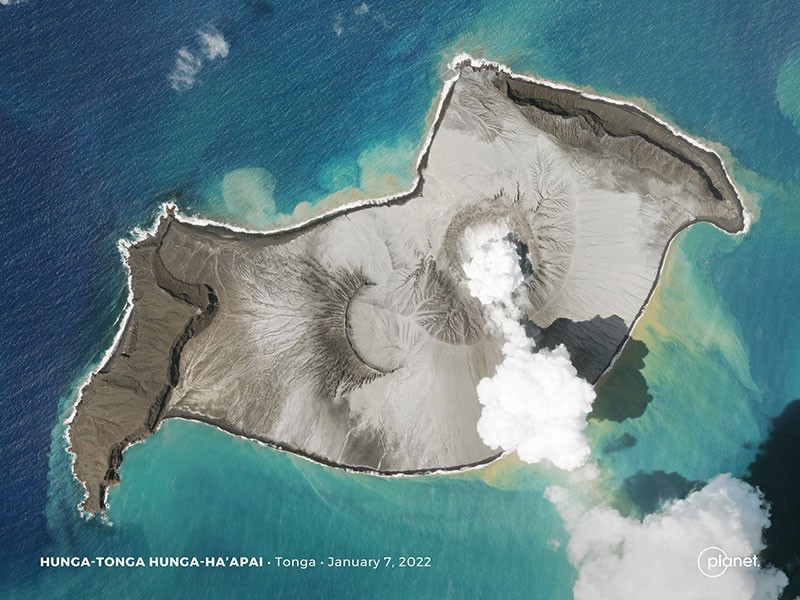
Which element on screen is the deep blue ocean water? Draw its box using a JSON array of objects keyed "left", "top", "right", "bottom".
[{"left": 2, "top": 1, "right": 799, "bottom": 598}]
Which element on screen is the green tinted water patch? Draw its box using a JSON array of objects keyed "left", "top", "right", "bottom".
[
  {"left": 94, "top": 420, "right": 575, "bottom": 599},
  {"left": 589, "top": 225, "right": 763, "bottom": 485},
  {"left": 195, "top": 134, "right": 419, "bottom": 229},
  {"left": 338, "top": 137, "right": 418, "bottom": 195},
  {"left": 710, "top": 164, "right": 800, "bottom": 416},
  {"left": 196, "top": 167, "right": 279, "bottom": 229},
  {"left": 778, "top": 50, "right": 800, "bottom": 131},
  {"left": 438, "top": 0, "right": 564, "bottom": 78}
]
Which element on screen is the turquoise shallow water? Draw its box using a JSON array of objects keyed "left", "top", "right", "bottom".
[
  {"left": 107, "top": 420, "right": 572, "bottom": 598},
  {"left": 33, "top": 417, "right": 575, "bottom": 599},
  {"left": 2, "top": 0, "right": 800, "bottom": 598}
]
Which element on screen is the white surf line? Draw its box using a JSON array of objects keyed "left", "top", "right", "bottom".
[
  {"left": 61, "top": 64, "right": 464, "bottom": 515},
  {"left": 450, "top": 54, "right": 750, "bottom": 235},
  {"left": 63, "top": 203, "right": 176, "bottom": 518},
  {"left": 175, "top": 69, "right": 462, "bottom": 236},
  {"left": 446, "top": 55, "right": 749, "bottom": 385},
  {"left": 167, "top": 415, "right": 504, "bottom": 481},
  {"left": 63, "top": 54, "right": 749, "bottom": 510}
]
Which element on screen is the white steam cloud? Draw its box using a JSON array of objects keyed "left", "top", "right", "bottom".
[
  {"left": 547, "top": 474, "right": 788, "bottom": 600},
  {"left": 199, "top": 28, "right": 229, "bottom": 60},
  {"left": 168, "top": 26, "right": 229, "bottom": 91},
  {"left": 461, "top": 223, "right": 595, "bottom": 471}
]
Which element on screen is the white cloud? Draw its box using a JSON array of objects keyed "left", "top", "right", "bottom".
[
  {"left": 333, "top": 14, "right": 344, "bottom": 36},
  {"left": 168, "top": 48, "right": 203, "bottom": 91},
  {"left": 199, "top": 27, "right": 229, "bottom": 60},
  {"left": 461, "top": 223, "right": 595, "bottom": 471},
  {"left": 168, "top": 26, "right": 229, "bottom": 91},
  {"left": 547, "top": 474, "right": 788, "bottom": 600},
  {"left": 334, "top": 4, "right": 391, "bottom": 36}
]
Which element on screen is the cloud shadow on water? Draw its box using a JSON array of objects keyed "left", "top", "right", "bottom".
[
  {"left": 534, "top": 314, "right": 653, "bottom": 422},
  {"left": 537, "top": 314, "right": 629, "bottom": 383},
  {"left": 746, "top": 399, "right": 800, "bottom": 600},
  {"left": 601, "top": 432, "right": 638, "bottom": 455},
  {"left": 590, "top": 337, "right": 653, "bottom": 422},
  {"left": 615, "top": 470, "right": 702, "bottom": 519}
]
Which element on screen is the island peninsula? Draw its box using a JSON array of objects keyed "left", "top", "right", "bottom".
[{"left": 68, "top": 58, "right": 745, "bottom": 513}]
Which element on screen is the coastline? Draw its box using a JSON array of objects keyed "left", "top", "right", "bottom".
[
  {"left": 64, "top": 55, "right": 747, "bottom": 517},
  {"left": 155, "top": 54, "right": 749, "bottom": 239},
  {"left": 166, "top": 412, "right": 504, "bottom": 480},
  {"left": 62, "top": 63, "right": 462, "bottom": 518}
]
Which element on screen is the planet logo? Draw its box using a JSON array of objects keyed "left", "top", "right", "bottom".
[{"left": 697, "top": 546, "right": 760, "bottom": 578}]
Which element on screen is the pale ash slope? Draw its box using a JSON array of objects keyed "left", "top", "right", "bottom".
[{"left": 70, "top": 63, "right": 744, "bottom": 513}]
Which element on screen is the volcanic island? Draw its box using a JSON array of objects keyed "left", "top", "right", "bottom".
[{"left": 68, "top": 59, "right": 745, "bottom": 513}]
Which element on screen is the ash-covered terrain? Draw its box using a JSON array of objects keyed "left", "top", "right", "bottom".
[{"left": 69, "top": 61, "right": 744, "bottom": 513}]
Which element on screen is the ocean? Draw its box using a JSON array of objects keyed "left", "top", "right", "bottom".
[{"left": 1, "top": 0, "right": 799, "bottom": 598}]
